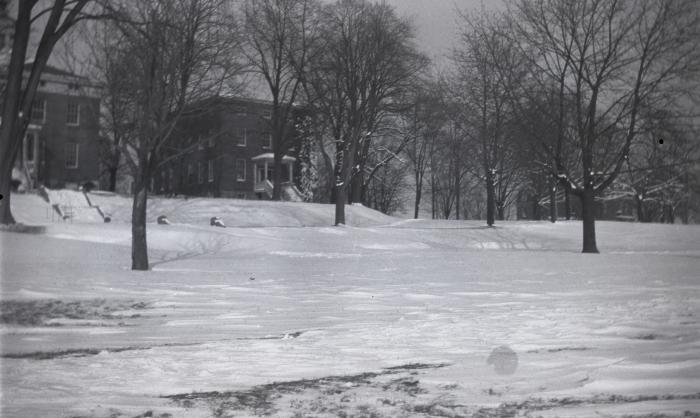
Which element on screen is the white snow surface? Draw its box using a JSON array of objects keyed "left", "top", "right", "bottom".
[{"left": 1, "top": 193, "right": 700, "bottom": 417}]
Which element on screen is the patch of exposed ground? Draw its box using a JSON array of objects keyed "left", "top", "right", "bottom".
[
  {"left": 470, "top": 393, "right": 700, "bottom": 418},
  {"left": 1, "top": 331, "right": 306, "bottom": 360},
  {"left": 68, "top": 410, "right": 173, "bottom": 418},
  {"left": 0, "top": 299, "right": 151, "bottom": 326},
  {"left": 164, "top": 362, "right": 451, "bottom": 417},
  {"left": 160, "top": 366, "right": 700, "bottom": 418}
]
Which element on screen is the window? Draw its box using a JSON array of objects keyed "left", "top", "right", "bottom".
[
  {"left": 236, "top": 193, "right": 246, "bottom": 199},
  {"left": 66, "top": 103, "right": 80, "bottom": 126},
  {"left": 263, "top": 133, "right": 272, "bottom": 149},
  {"left": 198, "top": 162, "right": 204, "bottom": 184},
  {"left": 236, "top": 159, "right": 246, "bottom": 181},
  {"left": 208, "top": 160, "right": 214, "bottom": 182},
  {"left": 262, "top": 110, "right": 271, "bottom": 119},
  {"left": 187, "top": 163, "right": 194, "bottom": 184},
  {"left": 234, "top": 105, "right": 246, "bottom": 114},
  {"left": 237, "top": 128, "right": 247, "bottom": 147},
  {"left": 65, "top": 142, "right": 79, "bottom": 168},
  {"left": 197, "top": 135, "right": 204, "bottom": 150},
  {"left": 208, "top": 134, "right": 215, "bottom": 147},
  {"left": 31, "top": 99, "right": 45, "bottom": 123}
]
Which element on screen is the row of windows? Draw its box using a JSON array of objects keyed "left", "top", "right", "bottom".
[
  {"left": 236, "top": 128, "right": 272, "bottom": 148},
  {"left": 180, "top": 159, "right": 247, "bottom": 185},
  {"left": 23, "top": 132, "right": 80, "bottom": 169},
  {"left": 232, "top": 106, "right": 272, "bottom": 119},
  {"left": 30, "top": 99, "right": 81, "bottom": 126},
  {"left": 187, "top": 130, "right": 272, "bottom": 149},
  {"left": 185, "top": 160, "right": 217, "bottom": 185}
]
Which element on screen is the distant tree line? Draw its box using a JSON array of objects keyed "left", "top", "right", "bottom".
[{"left": 397, "top": 0, "right": 700, "bottom": 254}]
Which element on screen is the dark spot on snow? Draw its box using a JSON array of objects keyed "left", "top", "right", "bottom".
[
  {"left": 68, "top": 411, "right": 173, "bottom": 418},
  {"left": 634, "top": 334, "right": 658, "bottom": 340},
  {"left": 384, "top": 362, "right": 450, "bottom": 371},
  {"left": 527, "top": 346, "right": 591, "bottom": 354},
  {"left": 487, "top": 345, "right": 518, "bottom": 375},
  {"left": 2, "top": 342, "right": 199, "bottom": 360},
  {"left": 237, "top": 330, "right": 305, "bottom": 340},
  {"left": 382, "top": 378, "right": 426, "bottom": 396},
  {"left": 0, "top": 299, "right": 153, "bottom": 327},
  {"left": 3, "top": 346, "right": 149, "bottom": 360},
  {"left": 164, "top": 362, "right": 450, "bottom": 416},
  {"left": 472, "top": 392, "right": 700, "bottom": 417},
  {"left": 0, "top": 223, "right": 46, "bottom": 234}
]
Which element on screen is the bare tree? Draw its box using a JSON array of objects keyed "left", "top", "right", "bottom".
[
  {"left": 451, "top": 11, "right": 526, "bottom": 226},
  {"left": 0, "top": 0, "right": 94, "bottom": 225},
  {"left": 241, "top": 0, "right": 319, "bottom": 200},
  {"left": 612, "top": 109, "right": 700, "bottom": 222},
  {"left": 364, "top": 142, "right": 410, "bottom": 215},
  {"left": 514, "top": 0, "right": 700, "bottom": 252},
  {"left": 305, "top": 0, "right": 426, "bottom": 225},
  {"left": 403, "top": 81, "right": 445, "bottom": 219},
  {"left": 99, "top": 0, "right": 239, "bottom": 270}
]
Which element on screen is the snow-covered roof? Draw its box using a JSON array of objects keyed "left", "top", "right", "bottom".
[{"left": 251, "top": 153, "right": 296, "bottom": 163}]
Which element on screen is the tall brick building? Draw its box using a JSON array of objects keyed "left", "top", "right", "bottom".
[
  {"left": 1, "top": 2, "right": 101, "bottom": 191},
  {"left": 153, "top": 96, "right": 303, "bottom": 200},
  {"left": 15, "top": 65, "right": 101, "bottom": 190}
]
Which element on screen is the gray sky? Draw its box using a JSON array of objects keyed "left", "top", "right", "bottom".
[{"left": 384, "top": 0, "right": 499, "bottom": 65}]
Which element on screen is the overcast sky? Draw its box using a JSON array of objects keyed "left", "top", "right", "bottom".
[{"left": 384, "top": 0, "right": 501, "bottom": 65}]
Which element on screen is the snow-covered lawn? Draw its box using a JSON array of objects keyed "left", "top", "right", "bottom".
[{"left": 2, "top": 193, "right": 700, "bottom": 417}]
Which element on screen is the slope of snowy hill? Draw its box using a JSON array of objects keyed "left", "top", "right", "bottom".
[{"left": 10, "top": 190, "right": 396, "bottom": 227}]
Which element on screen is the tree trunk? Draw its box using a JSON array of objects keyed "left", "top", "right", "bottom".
[
  {"left": 350, "top": 173, "right": 363, "bottom": 205},
  {"left": 486, "top": 172, "right": 495, "bottom": 226},
  {"left": 430, "top": 172, "right": 436, "bottom": 220},
  {"left": 549, "top": 177, "right": 557, "bottom": 223},
  {"left": 131, "top": 166, "right": 150, "bottom": 270},
  {"left": 413, "top": 172, "right": 422, "bottom": 219},
  {"left": 0, "top": 3, "right": 33, "bottom": 226},
  {"left": 0, "top": 168, "right": 16, "bottom": 224},
  {"left": 532, "top": 196, "right": 540, "bottom": 221},
  {"left": 455, "top": 171, "right": 461, "bottom": 220},
  {"left": 635, "top": 195, "right": 645, "bottom": 222},
  {"left": 334, "top": 183, "right": 346, "bottom": 225},
  {"left": 108, "top": 166, "right": 118, "bottom": 192},
  {"left": 564, "top": 187, "right": 571, "bottom": 220},
  {"left": 581, "top": 185, "right": 599, "bottom": 253}
]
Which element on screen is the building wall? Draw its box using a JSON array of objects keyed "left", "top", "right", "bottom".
[
  {"left": 154, "top": 97, "right": 300, "bottom": 199},
  {"left": 33, "top": 91, "right": 101, "bottom": 189},
  {"left": 2, "top": 65, "right": 102, "bottom": 191}
]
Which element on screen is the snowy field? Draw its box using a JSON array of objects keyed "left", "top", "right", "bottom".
[{"left": 2, "top": 193, "right": 700, "bottom": 417}]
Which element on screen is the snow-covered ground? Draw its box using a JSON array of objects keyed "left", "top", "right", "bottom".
[{"left": 2, "top": 193, "right": 700, "bottom": 417}]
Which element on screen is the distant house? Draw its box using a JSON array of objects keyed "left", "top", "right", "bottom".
[
  {"left": 152, "top": 96, "right": 303, "bottom": 200},
  {"left": 0, "top": 5, "right": 101, "bottom": 191}
]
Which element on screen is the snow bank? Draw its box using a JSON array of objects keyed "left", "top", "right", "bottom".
[
  {"left": 86, "top": 193, "right": 396, "bottom": 227},
  {"left": 10, "top": 191, "right": 396, "bottom": 227}
]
